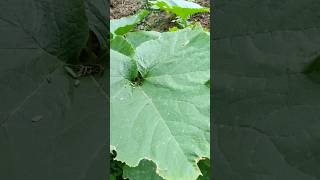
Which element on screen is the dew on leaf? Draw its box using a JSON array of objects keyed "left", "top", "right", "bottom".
[
  {"left": 64, "top": 66, "right": 79, "bottom": 79},
  {"left": 182, "top": 40, "right": 190, "bottom": 47},
  {"left": 74, "top": 79, "right": 80, "bottom": 87}
]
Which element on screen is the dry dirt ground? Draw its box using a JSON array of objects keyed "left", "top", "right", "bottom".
[
  {"left": 110, "top": 0, "right": 210, "bottom": 31},
  {"left": 110, "top": 0, "right": 144, "bottom": 19},
  {"left": 191, "top": 0, "right": 210, "bottom": 29}
]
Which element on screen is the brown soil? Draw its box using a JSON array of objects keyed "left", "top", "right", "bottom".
[
  {"left": 191, "top": 0, "right": 210, "bottom": 29},
  {"left": 194, "top": 0, "right": 210, "bottom": 7},
  {"left": 110, "top": 0, "right": 144, "bottom": 19}
]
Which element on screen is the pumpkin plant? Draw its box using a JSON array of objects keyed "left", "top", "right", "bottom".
[{"left": 110, "top": 7, "right": 210, "bottom": 180}]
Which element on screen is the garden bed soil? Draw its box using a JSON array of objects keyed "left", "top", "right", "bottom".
[{"left": 110, "top": 0, "right": 144, "bottom": 19}]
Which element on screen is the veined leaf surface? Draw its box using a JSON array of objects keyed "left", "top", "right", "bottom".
[
  {"left": 0, "top": 0, "right": 107, "bottom": 179},
  {"left": 111, "top": 29, "right": 210, "bottom": 180}
]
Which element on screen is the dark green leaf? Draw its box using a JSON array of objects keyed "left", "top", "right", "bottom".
[
  {"left": 214, "top": 0, "right": 320, "bottom": 179},
  {"left": 197, "top": 158, "right": 210, "bottom": 180},
  {"left": 0, "top": 1, "right": 107, "bottom": 179},
  {"left": 123, "top": 159, "right": 164, "bottom": 180}
]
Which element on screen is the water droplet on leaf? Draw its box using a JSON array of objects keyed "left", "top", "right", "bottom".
[{"left": 74, "top": 79, "right": 80, "bottom": 87}]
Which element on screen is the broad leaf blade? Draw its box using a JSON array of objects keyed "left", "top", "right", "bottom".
[
  {"left": 214, "top": 0, "right": 320, "bottom": 179},
  {"left": 111, "top": 29, "right": 210, "bottom": 180},
  {"left": 0, "top": 0, "right": 89, "bottom": 61},
  {"left": 0, "top": 1, "right": 107, "bottom": 179},
  {"left": 126, "top": 31, "right": 161, "bottom": 48}
]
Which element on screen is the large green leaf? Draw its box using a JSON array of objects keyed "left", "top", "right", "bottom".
[
  {"left": 111, "top": 29, "right": 210, "bottom": 180},
  {"left": 0, "top": 0, "right": 89, "bottom": 62},
  {"left": 214, "top": 0, "right": 320, "bottom": 180},
  {"left": 0, "top": 0, "right": 107, "bottom": 179},
  {"left": 126, "top": 31, "right": 161, "bottom": 48}
]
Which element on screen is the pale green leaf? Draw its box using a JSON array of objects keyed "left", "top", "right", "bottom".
[
  {"left": 111, "top": 29, "right": 210, "bottom": 180},
  {"left": 126, "top": 31, "right": 161, "bottom": 48}
]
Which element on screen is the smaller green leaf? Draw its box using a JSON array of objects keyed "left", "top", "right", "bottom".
[
  {"left": 204, "top": 79, "right": 210, "bottom": 88},
  {"left": 110, "top": 10, "right": 149, "bottom": 37},
  {"left": 110, "top": 175, "right": 116, "bottom": 180},
  {"left": 110, "top": 152, "right": 127, "bottom": 180},
  {"left": 169, "top": 26, "right": 179, "bottom": 32},
  {"left": 111, "top": 36, "right": 135, "bottom": 57},
  {"left": 123, "top": 159, "right": 164, "bottom": 180},
  {"left": 149, "top": 0, "right": 209, "bottom": 20},
  {"left": 196, "top": 158, "right": 210, "bottom": 180}
]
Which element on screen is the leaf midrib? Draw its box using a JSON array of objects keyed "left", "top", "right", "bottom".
[{"left": 137, "top": 86, "right": 196, "bottom": 174}]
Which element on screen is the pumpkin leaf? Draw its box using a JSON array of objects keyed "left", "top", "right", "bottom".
[
  {"left": 0, "top": 0, "right": 107, "bottom": 179},
  {"left": 111, "top": 29, "right": 210, "bottom": 180}
]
